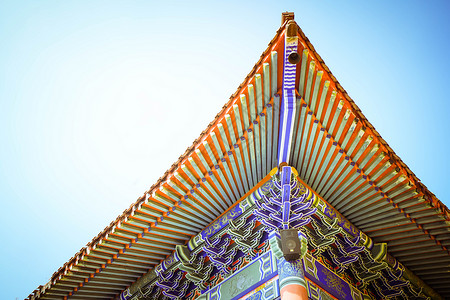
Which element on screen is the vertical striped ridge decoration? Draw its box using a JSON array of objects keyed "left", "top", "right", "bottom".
[{"left": 278, "top": 21, "right": 299, "bottom": 165}]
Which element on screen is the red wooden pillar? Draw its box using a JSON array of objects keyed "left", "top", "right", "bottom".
[{"left": 281, "top": 284, "right": 309, "bottom": 300}]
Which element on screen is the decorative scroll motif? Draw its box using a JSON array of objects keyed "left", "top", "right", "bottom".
[
  {"left": 155, "top": 267, "right": 189, "bottom": 299},
  {"left": 303, "top": 252, "right": 366, "bottom": 300},
  {"left": 374, "top": 277, "right": 407, "bottom": 299},
  {"left": 131, "top": 216, "right": 266, "bottom": 300},
  {"left": 407, "top": 285, "right": 431, "bottom": 300},
  {"left": 172, "top": 213, "right": 268, "bottom": 299},
  {"left": 349, "top": 244, "right": 387, "bottom": 287},
  {"left": 198, "top": 251, "right": 277, "bottom": 300},
  {"left": 120, "top": 167, "right": 433, "bottom": 300},
  {"left": 259, "top": 180, "right": 274, "bottom": 194},
  {"left": 277, "top": 257, "right": 306, "bottom": 290},
  {"left": 228, "top": 218, "right": 264, "bottom": 257},
  {"left": 139, "top": 285, "right": 161, "bottom": 300},
  {"left": 322, "top": 268, "right": 346, "bottom": 299},
  {"left": 304, "top": 216, "right": 340, "bottom": 253},
  {"left": 306, "top": 280, "right": 335, "bottom": 300},
  {"left": 240, "top": 276, "right": 280, "bottom": 300},
  {"left": 327, "top": 234, "right": 364, "bottom": 273},
  {"left": 203, "top": 235, "right": 236, "bottom": 275},
  {"left": 382, "top": 266, "right": 409, "bottom": 289},
  {"left": 254, "top": 166, "right": 316, "bottom": 231},
  {"left": 200, "top": 205, "right": 243, "bottom": 240},
  {"left": 382, "top": 255, "right": 431, "bottom": 299},
  {"left": 321, "top": 202, "right": 359, "bottom": 237},
  {"left": 175, "top": 245, "right": 212, "bottom": 291},
  {"left": 370, "top": 255, "right": 420, "bottom": 299},
  {"left": 188, "top": 196, "right": 256, "bottom": 251}
]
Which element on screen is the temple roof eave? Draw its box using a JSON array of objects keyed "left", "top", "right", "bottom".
[{"left": 27, "top": 14, "right": 450, "bottom": 300}]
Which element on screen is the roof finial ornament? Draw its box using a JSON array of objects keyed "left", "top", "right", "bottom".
[{"left": 281, "top": 11, "right": 295, "bottom": 25}]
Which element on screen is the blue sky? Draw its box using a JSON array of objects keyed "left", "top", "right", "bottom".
[{"left": 0, "top": 1, "right": 449, "bottom": 299}]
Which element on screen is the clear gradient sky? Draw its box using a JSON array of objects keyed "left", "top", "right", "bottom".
[{"left": 0, "top": 1, "right": 449, "bottom": 299}]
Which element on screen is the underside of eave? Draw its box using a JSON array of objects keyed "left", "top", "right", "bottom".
[
  {"left": 28, "top": 14, "right": 449, "bottom": 300},
  {"left": 295, "top": 25, "right": 449, "bottom": 219},
  {"left": 27, "top": 19, "right": 289, "bottom": 300}
]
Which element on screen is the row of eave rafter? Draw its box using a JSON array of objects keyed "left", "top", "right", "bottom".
[
  {"left": 27, "top": 28, "right": 286, "bottom": 299},
  {"left": 27, "top": 18, "right": 450, "bottom": 300}
]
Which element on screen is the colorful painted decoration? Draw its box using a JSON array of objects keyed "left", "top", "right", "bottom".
[
  {"left": 254, "top": 166, "right": 316, "bottom": 231},
  {"left": 119, "top": 165, "right": 435, "bottom": 300},
  {"left": 29, "top": 12, "right": 447, "bottom": 300}
]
